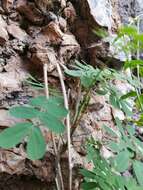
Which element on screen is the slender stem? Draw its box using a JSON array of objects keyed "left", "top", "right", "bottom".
[
  {"left": 51, "top": 133, "right": 65, "bottom": 190},
  {"left": 137, "top": 18, "right": 141, "bottom": 94},
  {"left": 43, "top": 64, "right": 64, "bottom": 190},
  {"left": 56, "top": 63, "right": 72, "bottom": 190},
  {"left": 43, "top": 64, "right": 49, "bottom": 99},
  {"left": 55, "top": 178, "right": 60, "bottom": 190},
  {"left": 71, "top": 89, "right": 91, "bottom": 137}
]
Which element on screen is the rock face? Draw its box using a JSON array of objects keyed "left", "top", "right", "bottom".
[
  {"left": 0, "top": 0, "right": 80, "bottom": 186},
  {"left": 79, "top": 0, "right": 113, "bottom": 29},
  {"left": 0, "top": 0, "right": 140, "bottom": 188},
  {"left": 118, "top": 0, "right": 143, "bottom": 31}
]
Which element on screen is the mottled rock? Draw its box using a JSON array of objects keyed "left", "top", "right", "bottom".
[
  {"left": 0, "top": 16, "right": 9, "bottom": 45},
  {"left": 84, "top": 0, "right": 112, "bottom": 29},
  {"left": 89, "top": 95, "right": 112, "bottom": 121},
  {"left": 59, "top": 33, "right": 80, "bottom": 63},
  {"left": 0, "top": 148, "right": 55, "bottom": 182},
  {"left": 28, "top": 38, "right": 58, "bottom": 72},
  {"left": 58, "top": 16, "right": 67, "bottom": 32},
  {"left": 118, "top": 0, "right": 143, "bottom": 31},
  {"left": 34, "top": 0, "right": 54, "bottom": 13},
  {"left": 16, "top": 2, "right": 44, "bottom": 25},
  {"left": 42, "top": 21, "right": 64, "bottom": 45},
  {"left": 72, "top": 113, "right": 103, "bottom": 155},
  {"left": 2, "top": 0, "right": 14, "bottom": 13},
  {"left": 0, "top": 109, "right": 24, "bottom": 127},
  {"left": 7, "top": 23, "right": 28, "bottom": 41},
  {"left": 64, "top": 2, "right": 76, "bottom": 23},
  {"left": 0, "top": 55, "right": 28, "bottom": 91}
]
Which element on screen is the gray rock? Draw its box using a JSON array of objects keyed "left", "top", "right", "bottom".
[{"left": 86, "top": 0, "right": 112, "bottom": 29}]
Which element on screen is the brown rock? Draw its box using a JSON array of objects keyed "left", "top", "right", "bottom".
[
  {"left": 64, "top": 2, "right": 76, "bottom": 23},
  {"left": 34, "top": 0, "right": 53, "bottom": 13},
  {"left": 0, "top": 55, "right": 28, "bottom": 91},
  {"left": 2, "top": 0, "right": 14, "bottom": 13},
  {"left": 42, "top": 21, "right": 64, "bottom": 45},
  {"left": 0, "top": 16, "right": 9, "bottom": 45},
  {"left": 15, "top": 0, "right": 27, "bottom": 8},
  {"left": 72, "top": 113, "right": 103, "bottom": 155},
  {"left": 59, "top": 33, "right": 80, "bottom": 63},
  {"left": 28, "top": 36, "right": 58, "bottom": 72},
  {"left": 7, "top": 23, "right": 28, "bottom": 41},
  {"left": 0, "top": 6, "right": 5, "bottom": 14},
  {"left": 16, "top": 2, "right": 44, "bottom": 25},
  {"left": 0, "top": 148, "right": 55, "bottom": 182},
  {"left": 58, "top": 16, "right": 67, "bottom": 32}
]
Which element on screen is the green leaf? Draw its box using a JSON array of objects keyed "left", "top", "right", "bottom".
[
  {"left": 27, "top": 127, "right": 46, "bottom": 160},
  {"left": 44, "top": 102, "right": 68, "bottom": 118},
  {"left": 96, "top": 89, "right": 108, "bottom": 95},
  {"left": 81, "top": 182, "right": 97, "bottom": 190},
  {"left": 93, "top": 28, "right": 108, "bottom": 38},
  {"left": 102, "top": 124, "right": 119, "bottom": 137},
  {"left": 30, "top": 96, "right": 64, "bottom": 107},
  {"left": 80, "top": 169, "right": 96, "bottom": 179},
  {"left": 126, "top": 125, "right": 135, "bottom": 136},
  {"left": 125, "top": 177, "right": 143, "bottom": 190},
  {"left": 0, "top": 122, "right": 33, "bottom": 148},
  {"left": 135, "top": 94, "right": 143, "bottom": 110},
  {"left": 10, "top": 106, "right": 40, "bottom": 119},
  {"left": 81, "top": 75, "right": 95, "bottom": 88},
  {"left": 114, "top": 150, "right": 130, "bottom": 172},
  {"left": 39, "top": 113, "right": 65, "bottom": 134},
  {"left": 119, "top": 26, "right": 137, "bottom": 36},
  {"left": 121, "top": 91, "right": 137, "bottom": 100},
  {"left": 120, "top": 101, "right": 133, "bottom": 116},
  {"left": 133, "top": 161, "right": 143, "bottom": 186},
  {"left": 115, "top": 117, "right": 125, "bottom": 135},
  {"left": 108, "top": 141, "right": 122, "bottom": 153},
  {"left": 124, "top": 60, "right": 143, "bottom": 69},
  {"left": 109, "top": 94, "right": 120, "bottom": 109},
  {"left": 65, "top": 68, "right": 83, "bottom": 77},
  {"left": 30, "top": 96, "right": 68, "bottom": 119}
]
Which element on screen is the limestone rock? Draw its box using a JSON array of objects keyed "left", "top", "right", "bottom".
[{"left": 84, "top": 0, "right": 112, "bottom": 29}]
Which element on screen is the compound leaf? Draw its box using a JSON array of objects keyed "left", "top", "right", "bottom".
[{"left": 0, "top": 122, "right": 33, "bottom": 148}]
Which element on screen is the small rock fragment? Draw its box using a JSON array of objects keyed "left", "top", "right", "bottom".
[
  {"left": 42, "top": 21, "right": 64, "bottom": 44},
  {"left": 7, "top": 23, "right": 28, "bottom": 41},
  {"left": 29, "top": 40, "right": 58, "bottom": 72},
  {"left": 58, "top": 16, "right": 67, "bottom": 32},
  {"left": 111, "top": 108, "right": 125, "bottom": 120},
  {"left": 64, "top": 2, "right": 76, "bottom": 23}
]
